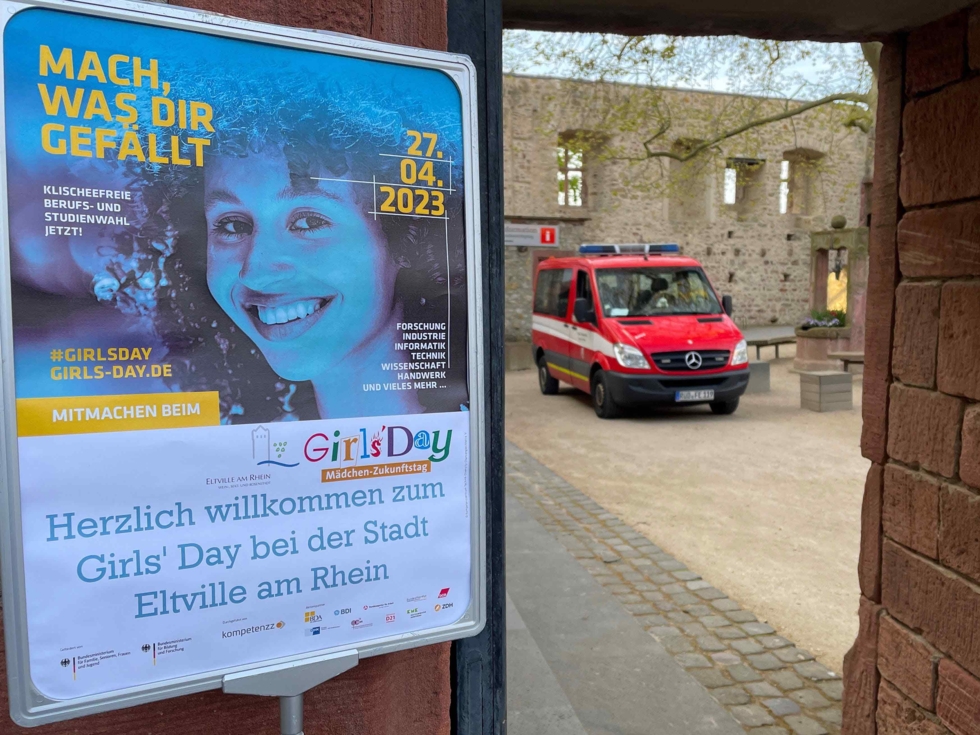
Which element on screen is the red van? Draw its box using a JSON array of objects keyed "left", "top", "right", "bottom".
[{"left": 532, "top": 244, "right": 749, "bottom": 418}]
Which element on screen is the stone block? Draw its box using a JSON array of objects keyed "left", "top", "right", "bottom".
[
  {"left": 728, "top": 663, "right": 763, "bottom": 682},
  {"left": 741, "top": 621, "right": 776, "bottom": 635},
  {"left": 732, "top": 638, "right": 765, "bottom": 655},
  {"left": 901, "top": 76, "right": 980, "bottom": 207},
  {"left": 731, "top": 704, "right": 775, "bottom": 727},
  {"left": 712, "top": 686, "right": 750, "bottom": 706},
  {"left": 960, "top": 405, "right": 980, "bottom": 489},
  {"left": 939, "top": 484, "right": 980, "bottom": 585},
  {"left": 800, "top": 371, "right": 853, "bottom": 412},
  {"left": 882, "top": 464, "right": 940, "bottom": 559},
  {"left": 898, "top": 202, "right": 980, "bottom": 278},
  {"left": 774, "top": 647, "right": 814, "bottom": 664},
  {"left": 892, "top": 281, "right": 941, "bottom": 387},
  {"left": 859, "top": 464, "right": 883, "bottom": 601},
  {"left": 877, "top": 679, "right": 947, "bottom": 735},
  {"left": 841, "top": 596, "right": 880, "bottom": 735},
  {"left": 746, "top": 360, "right": 771, "bottom": 394},
  {"left": 877, "top": 615, "right": 941, "bottom": 710},
  {"left": 938, "top": 281, "right": 980, "bottom": 400},
  {"left": 770, "top": 670, "right": 806, "bottom": 691},
  {"left": 505, "top": 341, "right": 535, "bottom": 371},
  {"left": 795, "top": 661, "right": 839, "bottom": 681},
  {"left": 690, "top": 667, "right": 732, "bottom": 689},
  {"left": 906, "top": 11, "right": 968, "bottom": 96},
  {"left": 817, "top": 680, "right": 843, "bottom": 700},
  {"left": 748, "top": 653, "right": 785, "bottom": 671},
  {"left": 790, "top": 688, "right": 831, "bottom": 709},
  {"left": 783, "top": 714, "right": 829, "bottom": 735},
  {"left": 815, "top": 707, "right": 842, "bottom": 726},
  {"left": 937, "top": 659, "right": 980, "bottom": 735},
  {"left": 764, "top": 698, "right": 801, "bottom": 717},
  {"left": 862, "top": 41, "right": 903, "bottom": 466},
  {"left": 886, "top": 384, "right": 962, "bottom": 478},
  {"left": 747, "top": 681, "right": 783, "bottom": 697},
  {"left": 882, "top": 540, "right": 980, "bottom": 680}
]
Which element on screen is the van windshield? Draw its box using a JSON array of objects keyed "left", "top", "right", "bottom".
[{"left": 594, "top": 267, "right": 722, "bottom": 317}]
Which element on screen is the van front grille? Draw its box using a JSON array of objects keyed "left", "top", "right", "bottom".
[{"left": 652, "top": 350, "right": 731, "bottom": 372}]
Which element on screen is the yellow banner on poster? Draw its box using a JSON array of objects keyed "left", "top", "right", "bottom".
[{"left": 16, "top": 392, "right": 220, "bottom": 437}]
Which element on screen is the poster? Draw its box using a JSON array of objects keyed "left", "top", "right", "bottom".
[{"left": 0, "top": 2, "right": 481, "bottom": 717}]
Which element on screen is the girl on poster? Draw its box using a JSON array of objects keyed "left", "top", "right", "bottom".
[{"left": 153, "top": 74, "right": 469, "bottom": 422}]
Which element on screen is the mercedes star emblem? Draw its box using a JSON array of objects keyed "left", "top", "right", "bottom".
[{"left": 685, "top": 351, "right": 703, "bottom": 370}]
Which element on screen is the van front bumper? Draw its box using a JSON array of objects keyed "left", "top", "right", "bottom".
[{"left": 604, "top": 369, "right": 750, "bottom": 406}]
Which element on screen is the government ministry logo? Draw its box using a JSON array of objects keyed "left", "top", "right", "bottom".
[{"left": 252, "top": 426, "right": 299, "bottom": 468}]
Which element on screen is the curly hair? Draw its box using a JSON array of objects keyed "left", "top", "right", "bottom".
[{"left": 92, "top": 64, "right": 469, "bottom": 423}]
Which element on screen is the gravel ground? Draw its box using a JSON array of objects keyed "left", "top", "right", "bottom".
[{"left": 505, "top": 348, "right": 867, "bottom": 672}]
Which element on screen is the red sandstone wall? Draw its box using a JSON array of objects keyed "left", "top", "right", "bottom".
[
  {"left": 843, "top": 7, "right": 980, "bottom": 735},
  {"left": 0, "top": 0, "right": 452, "bottom": 732}
]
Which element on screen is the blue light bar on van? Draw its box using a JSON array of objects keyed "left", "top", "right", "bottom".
[{"left": 579, "top": 243, "right": 680, "bottom": 255}]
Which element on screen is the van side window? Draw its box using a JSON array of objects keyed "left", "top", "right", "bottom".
[
  {"left": 534, "top": 270, "right": 557, "bottom": 315},
  {"left": 574, "top": 270, "right": 594, "bottom": 322},
  {"left": 555, "top": 269, "right": 572, "bottom": 317},
  {"left": 534, "top": 269, "right": 573, "bottom": 317}
]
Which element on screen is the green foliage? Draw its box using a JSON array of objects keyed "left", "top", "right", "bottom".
[{"left": 503, "top": 32, "right": 877, "bottom": 197}]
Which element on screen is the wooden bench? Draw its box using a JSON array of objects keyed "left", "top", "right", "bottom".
[
  {"left": 828, "top": 351, "right": 865, "bottom": 373},
  {"left": 747, "top": 335, "right": 797, "bottom": 360}
]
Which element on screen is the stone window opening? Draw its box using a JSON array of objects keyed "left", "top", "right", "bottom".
[
  {"left": 723, "top": 157, "right": 766, "bottom": 219},
  {"left": 557, "top": 133, "right": 586, "bottom": 207},
  {"left": 781, "top": 148, "right": 825, "bottom": 219},
  {"left": 668, "top": 139, "right": 714, "bottom": 223},
  {"left": 779, "top": 160, "right": 791, "bottom": 214}
]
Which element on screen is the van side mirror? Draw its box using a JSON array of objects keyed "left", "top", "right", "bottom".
[
  {"left": 574, "top": 297, "right": 596, "bottom": 325},
  {"left": 722, "top": 295, "right": 733, "bottom": 316}
]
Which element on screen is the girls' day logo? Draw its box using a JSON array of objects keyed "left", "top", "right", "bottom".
[
  {"left": 304, "top": 425, "right": 453, "bottom": 465},
  {"left": 251, "top": 426, "right": 299, "bottom": 468}
]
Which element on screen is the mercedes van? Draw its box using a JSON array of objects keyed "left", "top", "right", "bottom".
[{"left": 532, "top": 244, "right": 749, "bottom": 418}]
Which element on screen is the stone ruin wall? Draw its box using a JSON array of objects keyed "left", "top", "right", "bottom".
[{"left": 503, "top": 74, "right": 870, "bottom": 342}]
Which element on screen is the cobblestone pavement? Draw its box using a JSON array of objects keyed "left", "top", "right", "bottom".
[{"left": 507, "top": 442, "right": 845, "bottom": 735}]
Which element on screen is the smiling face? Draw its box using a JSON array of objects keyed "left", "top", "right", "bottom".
[{"left": 205, "top": 147, "right": 400, "bottom": 381}]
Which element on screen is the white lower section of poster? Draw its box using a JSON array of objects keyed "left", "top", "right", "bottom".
[{"left": 18, "top": 411, "right": 471, "bottom": 700}]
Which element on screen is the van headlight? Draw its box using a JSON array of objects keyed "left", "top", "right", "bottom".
[
  {"left": 731, "top": 339, "right": 748, "bottom": 366},
  {"left": 613, "top": 343, "right": 649, "bottom": 369}
]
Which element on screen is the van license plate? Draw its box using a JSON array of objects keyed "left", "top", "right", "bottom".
[{"left": 675, "top": 389, "right": 714, "bottom": 402}]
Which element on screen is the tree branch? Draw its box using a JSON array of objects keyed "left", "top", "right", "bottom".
[{"left": 618, "top": 92, "right": 870, "bottom": 162}]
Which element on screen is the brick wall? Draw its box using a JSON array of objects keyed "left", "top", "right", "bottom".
[
  {"left": 843, "top": 8, "right": 980, "bottom": 735},
  {"left": 0, "top": 0, "right": 453, "bottom": 732}
]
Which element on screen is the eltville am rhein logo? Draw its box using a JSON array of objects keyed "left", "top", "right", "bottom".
[{"left": 252, "top": 426, "right": 299, "bottom": 468}]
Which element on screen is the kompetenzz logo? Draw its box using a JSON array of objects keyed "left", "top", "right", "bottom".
[
  {"left": 304, "top": 425, "right": 452, "bottom": 466},
  {"left": 252, "top": 426, "right": 299, "bottom": 468}
]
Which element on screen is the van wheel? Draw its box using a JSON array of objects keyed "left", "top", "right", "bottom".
[
  {"left": 591, "top": 371, "right": 621, "bottom": 419},
  {"left": 709, "top": 398, "right": 739, "bottom": 415},
  {"left": 538, "top": 357, "right": 559, "bottom": 395}
]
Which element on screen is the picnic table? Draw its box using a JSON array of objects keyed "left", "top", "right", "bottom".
[
  {"left": 743, "top": 326, "right": 797, "bottom": 360},
  {"left": 828, "top": 350, "right": 865, "bottom": 372},
  {"left": 746, "top": 335, "right": 797, "bottom": 360}
]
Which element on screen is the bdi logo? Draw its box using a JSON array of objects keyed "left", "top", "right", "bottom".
[{"left": 334, "top": 608, "right": 351, "bottom": 616}]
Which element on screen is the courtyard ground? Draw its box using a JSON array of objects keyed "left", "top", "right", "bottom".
[{"left": 505, "top": 349, "right": 867, "bottom": 673}]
